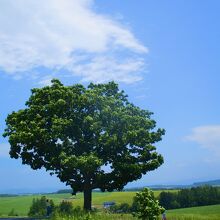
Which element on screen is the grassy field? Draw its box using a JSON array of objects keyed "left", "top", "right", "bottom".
[
  {"left": 0, "top": 190, "right": 175, "bottom": 216},
  {"left": 1, "top": 190, "right": 220, "bottom": 220},
  {"left": 167, "top": 204, "right": 220, "bottom": 220},
  {"left": 0, "top": 192, "right": 137, "bottom": 216},
  {"left": 50, "top": 204, "right": 220, "bottom": 220},
  {"left": 0, "top": 193, "right": 71, "bottom": 216}
]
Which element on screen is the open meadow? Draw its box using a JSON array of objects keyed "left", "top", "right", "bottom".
[
  {"left": 167, "top": 204, "right": 220, "bottom": 220},
  {"left": 0, "top": 190, "right": 174, "bottom": 216},
  {"left": 0, "top": 191, "right": 220, "bottom": 220},
  {"left": 0, "top": 192, "right": 136, "bottom": 216}
]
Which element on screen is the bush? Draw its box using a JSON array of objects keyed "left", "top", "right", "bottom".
[
  {"left": 110, "top": 203, "right": 131, "bottom": 213},
  {"left": 58, "top": 200, "right": 74, "bottom": 215},
  {"left": 51, "top": 205, "right": 94, "bottom": 220},
  {"left": 28, "top": 196, "right": 54, "bottom": 217},
  {"left": 133, "top": 188, "right": 165, "bottom": 220}
]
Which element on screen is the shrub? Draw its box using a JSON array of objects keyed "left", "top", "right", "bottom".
[
  {"left": 28, "top": 196, "right": 54, "bottom": 217},
  {"left": 51, "top": 205, "right": 93, "bottom": 220},
  {"left": 133, "top": 188, "right": 165, "bottom": 220},
  {"left": 110, "top": 203, "right": 131, "bottom": 213},
  {"left": 58, "top": 200, "right": 74, "bottom": 215}
]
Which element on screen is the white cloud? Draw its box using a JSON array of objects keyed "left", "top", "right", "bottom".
[
  {"left": 0, "top": 0, "right": 147, "bottom": 84},
  {"left": 0, "top": 143, "right": 10, "bottom": 158},
  {"left": 186, "top": 125, "right": 220, "bottom": 156},
  {"left": 70, "top": 56, "right": 145, "bottom": 84},
  {"left": 38, "top": 76, "right": 54, "bottom": 86}
]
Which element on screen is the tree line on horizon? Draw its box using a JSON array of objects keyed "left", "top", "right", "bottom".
[{"left": 159, "top": 185, "right": 220, "bottom": 209}]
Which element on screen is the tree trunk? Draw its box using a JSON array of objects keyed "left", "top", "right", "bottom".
[{"left": 83, "top": 187, "right": 92, "bottom": 211}]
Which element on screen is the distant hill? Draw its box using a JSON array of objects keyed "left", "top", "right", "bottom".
[
  {"left": 126, "top": 179, "right": 220, "bottom": 191},
  {"left": 56, "top": 189, "right": 73, "bottom": 194},
  {"left": 193, "top": 179, "right": 220, "bottom": 186},
  {"left": 0, "top": 194, "right": 18, "bottom": 197},
  {"left": 146, "top": 179, "right": 220, "bottom": 190},
  {"left": 55, "top": 188, "right": 101, "bottom": 194},
  {"left": 147, "top": 185, "right": 189, "bottom": 189},
  {"left": 52, "top": 179, "right": 220, "bottom": 194}
]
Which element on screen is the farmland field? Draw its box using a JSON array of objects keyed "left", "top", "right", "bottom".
[
  {"left": 0, "top": 190, "right": 174, "bottom": 216},
  {"left": 0, "top": 192, "right": 136, "bottom": 216},
  {"left": 167, "top": 204, "right": 220, "bottom": 220},
  {"left": 0, "top": 190, "right": 219, "bottom": 220},
  {"left": 0, "top": 193, "right": 71, "bottom": 216}
]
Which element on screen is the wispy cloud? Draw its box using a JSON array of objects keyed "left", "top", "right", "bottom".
[
  {"left": 38, "top": 76, "right": 54, "bottom": 86},
  {"left": 0, "top": 143, "right": 10, "bottom": 158},
  {"left": 186, "top": 125, "right": 220, "bottom": 156},
  {"left": 0, "top": 0, "right": 147, "bottom": 84}
]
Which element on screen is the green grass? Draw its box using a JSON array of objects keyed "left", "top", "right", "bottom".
[
  {"left": 50, "top": 204, "right": 220, "bottom": 220},
  {"left": 0, "top": 190, "right": 178, "bottom": 216},
  {"left": 0, "top": 192, "right": 136, "bottom": 216},
  {"left": 51, "top": 213, "right": 135, "bottom": 220},
  {"left": 0, "top": 193, "right": 73, "bottom": 216},
  {"left": 0, "top": 195, "right": 35, "bottom": 216},
  {"left": 0, "top": 190, "right": 157, "bottom": 216},
  {"left": 71, "top": 191, "right": 137, "bottom": 208},
  {"left": 167, "top": 204, "right": 220, "bottom": 220},
  {"left": 1, "top": 190, "right": 220, "bottom": 220}
]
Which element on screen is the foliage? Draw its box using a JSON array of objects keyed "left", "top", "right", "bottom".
[
  {"left": 3, "top": 79, "right": 165, "bottom": 210},
  {"left": 159, "top": 191, "right": 180, "bottom": 209},
  {"left": 159, "top": 186, "right": 220, "bottom": 210},
  {"left": 109, "top": 202, "right": 131, "bottom": 213},
  {"left": 58, "top": 200, "right": 74, "bottom": 215},
  {"left": 132, "top": 188, "right": 165, "bottom": 220},
  {"left": 56, "top": 189, "right": 73, "bottom": 194},
  {"left": 28, "top": 196, "right": 54, "bottom": 217},
  {"left": 52, "top": 205, "right": 96, "bottom": 220}
]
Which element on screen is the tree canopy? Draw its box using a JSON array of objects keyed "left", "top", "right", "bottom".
[{"left": 3, "top": 79, "right": 165, "bottom": 210}]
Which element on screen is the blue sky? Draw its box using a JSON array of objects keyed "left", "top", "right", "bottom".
[{"left": 1, "top": 0, "right": 220, "bottom": 193}]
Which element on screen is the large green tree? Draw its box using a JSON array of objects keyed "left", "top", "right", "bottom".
[{"left": 3, "top": 79, "right": 165, "bottom": 210}]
